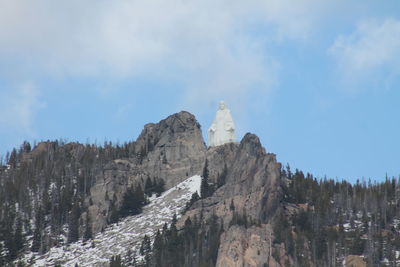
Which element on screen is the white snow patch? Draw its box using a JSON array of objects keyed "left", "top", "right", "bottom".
[{"left": 18, "top": 175, "right": 202, "bottom": 266}]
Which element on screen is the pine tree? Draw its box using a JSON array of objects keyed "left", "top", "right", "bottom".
[
  {"left": 202, "top": 159, "right": 209, "bottom": 180},
  {"left": 14, "top": 216, "right": 25, "bottom": 253},
  {"left": 152, "top": 230, "right": 163, "bottom": 266},
  {"left": 217, "top": 163, "right": 228, "bottom": 188},
  {"left": 83, "top": 212, "right": 92, "bottom": 241},
  {"left": 200, "top": 160, "right": 210, "bottom": 198},
  {"left": 120, "top": 186, "right": 136, "bottom": 217},
  {"left": 153, "top": 178, "right": 165, "bottom": 197},
  {"left": 230, "top": 199, "right": 235, "bottom": 211},
  {"left": 120, "top": 184, "right": 147, "bottom": 217},
  {"left": 185, "top": 192, "right": 200, "bottom": 211},
  {"left": 133, "top": 184, "right": 147, "bottom": 208},
  {"left": 140, "top": 235, "right": 152, "bottom": 266},
  {"left": 31, "top": 207, "right": 42, "bottom": 252},
  {"left": 144, "top": 177, "right": 153, "bottom": 197},
  {"left": 68, "top": 201, "right": 80, "bottom": 243},
  {"left": 109, "top": 255, "right": 123, "bottom": 267}
]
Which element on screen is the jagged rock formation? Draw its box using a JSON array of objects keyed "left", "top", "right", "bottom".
[
  {"left": 179, "top": 133, "right": 284, "bottom": 267},
  {"left": 86, "top": 111, "right": 207, "bottom": 234},
  {"left": 65, "top": 111, "right": 285, "bottom": 266}
]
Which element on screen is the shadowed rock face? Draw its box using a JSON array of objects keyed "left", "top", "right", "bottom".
[{"left": 86, "top": 111, "right": 207, "bottom": 234}]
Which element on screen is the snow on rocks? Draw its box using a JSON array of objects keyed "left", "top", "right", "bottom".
[{"left": 20, "top": 175, "right": 202, "bottom": 266}]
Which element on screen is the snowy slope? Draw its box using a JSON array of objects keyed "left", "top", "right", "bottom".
[{"left": 20, "top": 175, "right": 202, "bottom": 266}]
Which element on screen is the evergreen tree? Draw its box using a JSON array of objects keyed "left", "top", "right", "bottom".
[
  {"left": 83, "top": 212, "right": 92, "bottom": 241},
  {"left": 120, "top": 184, "right": 147, "bottom": 217},
  {"left": 31, "top": 207, "right": 43, "bottom": 252},
  {"left": 14, "top": 216, "right": 25, "bottom": 253},
  {"left": 217, "top": 163, "right": 228, "bottom": 188},
  {"left": 185, "top": 191, "right": 200, "bottom": 211},
  {"left": 153, "top": 178, "right": 165, "bottom": 197},
  {"left": 152, "top": 230, "right": 163, "bottom": 266},
  {"left": 68, "top": 201, "right": 80, "bottom": 243},
  {"left": 229, "top": 199, "right": 235, "bottom": 211},
  {"left": 109, "top": 255, "right": 124, "bottom": 267},
  {"left": 140, "top": 235, "right": 152, "bottom": 266},
  {"left": 200, "top": 159, "right": 210, "bottom": 198},
  {"left": 144, "top": 177, "right": 153, "bottom": 197}
]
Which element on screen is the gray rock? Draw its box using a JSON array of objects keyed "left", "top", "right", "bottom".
[
  {"left": 179, "top": 132, "right": 284, "bottom": 266},
  {"left": 86, "top": 111, "right": 206, "bottom": 234}
]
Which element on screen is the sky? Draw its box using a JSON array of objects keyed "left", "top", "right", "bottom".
[{"left": 0, "top": 0, "right": 399, "bottom": 183}]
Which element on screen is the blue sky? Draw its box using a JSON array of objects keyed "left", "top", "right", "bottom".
[{"left": 0, "top": 0, "right": 399, "bottom": 182}]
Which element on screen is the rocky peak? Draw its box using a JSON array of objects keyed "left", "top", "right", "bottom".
[
  {"left": 239, "top": 132, "right": 266, "bottom": 157},
  {"left": 87, "top": 111, "right": 207, "bottom": 234},
  {"left": 135, "top": 111, "right": 206, "bottom": 188},
  {"left": 136, "top": 111, "right": 203, "bottom": 153}
]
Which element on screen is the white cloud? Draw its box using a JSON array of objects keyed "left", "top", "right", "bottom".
[
  {"left": 0, "top": 83, "right": 45, "bottom": 136},
  {"left": 0, "top": 0, "right": 331, "bottom": 101},
  {"left": 329, "top": 18, "right": 400, "bottom": 83}
]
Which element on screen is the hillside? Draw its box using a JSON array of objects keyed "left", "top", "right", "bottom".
[
  {"left": 0, "top": 111, "right": 399, "bottom": 266},
  {"left": 21, "top": 175, "right": 201, "bottom": 266}
]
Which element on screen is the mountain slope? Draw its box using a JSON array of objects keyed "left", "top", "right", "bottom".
[
  {"left": 2, "top": 111, "right": 400, "bottom": 267},
  {"left": 20, "top": 175, "right": 202, "bottom": 266}
]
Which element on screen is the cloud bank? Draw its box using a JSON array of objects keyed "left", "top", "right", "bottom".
[{"left": 0, "top": 0, "right": 332, "bottom": 101}]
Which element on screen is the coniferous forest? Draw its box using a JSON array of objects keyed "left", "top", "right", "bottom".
[
  {"left": 274, "top": 166, "right": 400, "bottom": 266},
  {"left": 0, "top": 140, "right": 164, "bottom": 265},
  {"left": 108, "top": 166, "right": 400, "bottom": 267},
  {"left": 1, "top": 140, "right": 400, "bottom": 266}
]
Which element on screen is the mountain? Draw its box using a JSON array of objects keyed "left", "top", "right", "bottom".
[{"left": 0, "top": 111, "right": 399, "bottom": 266}]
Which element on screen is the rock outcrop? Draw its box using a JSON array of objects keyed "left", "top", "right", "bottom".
[
  {"left": 180, "top": 133, "right": 284, "bottom": 266},
  {"left": 86, "top": 111, "right": 207, "bottom": 234}
]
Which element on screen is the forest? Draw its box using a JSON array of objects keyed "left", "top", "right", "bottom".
[
  {"left": 0, "top": 140, "right": 163, "bottom": 266},
  {"left": 275, "top": 166, "right": 400, "bottom": 266},
  {"left": 109, "top": 166, "right": 400, "bottom": 266}
]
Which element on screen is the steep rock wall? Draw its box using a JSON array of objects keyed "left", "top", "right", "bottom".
[
  {"left": 180, "top": 133, "right": 285, "bottom": 267},
  {"left": 86, "top": 111, "right": 207, "bottom": 234}
]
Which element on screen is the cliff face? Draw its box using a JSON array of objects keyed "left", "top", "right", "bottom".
[
  {"left": 86, "top": 111, "right": 207, "bottom": 234},
  {"left": 179, "top": 133, "right": 285, "bottom": 267},
  {"left": 136, "top": 111, "right": 206, "bottom": 188}
]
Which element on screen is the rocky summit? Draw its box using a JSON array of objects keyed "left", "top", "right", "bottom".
[
  {"left": 81, "top": 111, "right": 284, "bottom": 266},
  {"left": 86, "top": 111, "right": 207, "bottom": 234}
]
